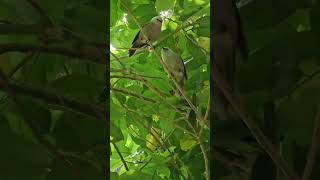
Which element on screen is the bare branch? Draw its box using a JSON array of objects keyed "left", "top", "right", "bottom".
[
  {"left": 0, "top": 43, "right": 106, "bottom": 64},
  {"left": 111, "top": 87, "right": 156, "bottom": 103},
  {"left": 0, "top": 81, "right": 107, "bottom": 122}
]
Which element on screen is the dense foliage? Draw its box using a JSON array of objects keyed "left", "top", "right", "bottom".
[
  {"left": 0, "top": 0, "right": 106, "bottom": 179},
  {"left": 213, "top": 0, "right": 320, "bottom": 180},
  {"left": 110, "top": 0, "right": 210, "bottom": 179}
]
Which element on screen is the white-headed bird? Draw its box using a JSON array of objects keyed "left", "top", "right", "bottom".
[
  {"left": 128, "top": 16, "right": 163, "bottom": 57},
  {"left": 161, "top": 47, "right": 187, "bottom": 95}
]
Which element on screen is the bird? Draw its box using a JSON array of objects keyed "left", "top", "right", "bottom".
[
  {"left": 212, "top": 0, "right": 248, "bottom": 121},
  {"left": 161, "top": 47, "right": 187, "bottom": 96},
  {"left": 128, "top": 16, "right": 163, "bottom": 57}
]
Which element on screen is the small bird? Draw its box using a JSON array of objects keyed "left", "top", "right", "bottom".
[
  {"left": 161, "top": 47, "right": 187, "bottom": 95},
  {"left": 128, "top": 16, "right": 163, "bottom": 57}
]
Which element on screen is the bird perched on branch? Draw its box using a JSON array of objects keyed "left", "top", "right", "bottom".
[
  {"left": 212, "top": 0, "right": 248, "bottom": 121},
  {"left": 161, "top": 47, "right": 187, "bottom": 96},
  {"left": 128, "top": 16, "right": 163, "bottom": 57}
]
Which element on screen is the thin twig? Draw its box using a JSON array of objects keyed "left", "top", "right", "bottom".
[
  {"left": 198, "top": 137, "right": 210, "bottom": 180},
  {"left": 26, "top": 0, "right": 53, "bottom": 25},
  {"left": 110, "top": 52, "right": 125, "bottom": 68},
  {"left": 0, "top": 43, "right": 106, "bottom": 64},
  {"left": 111, "top": 87, "right": 156, "bottom": 103}
]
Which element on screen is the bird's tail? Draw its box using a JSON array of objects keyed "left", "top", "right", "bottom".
[{"left": 128, "top": 42, "right": 138, "bottom": 57}]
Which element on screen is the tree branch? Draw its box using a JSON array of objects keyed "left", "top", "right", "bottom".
[
  {"left": 9, "top": 52, "right": 37, "bottom": 78},
  {"left": 0, "top": 68, "right": 85, "bottom": 180},
  {"left": 0, "top": 81, "right": 107, "bottom": 123},
  {"left": 0, "top": 43, "right": 106, "bottom": 64},
  {"left": 111, "top": 87, "right": 156, "bottom": 103},
  {"left": 25, "top": 0, "right": 53, "bottom": 25},
  {"left": 212, "top": 65, "right": 300, "bottom": 180},
  {"left": 0, "top": 23, "right": 43, "bottom": 34}
]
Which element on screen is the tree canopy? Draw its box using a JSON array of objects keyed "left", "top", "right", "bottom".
[
  {"left": 110, "top": 0, "right": 210, "bottom": 179},
  {"left": 0, "top": 0, "right": 106, "bottom": 179}
]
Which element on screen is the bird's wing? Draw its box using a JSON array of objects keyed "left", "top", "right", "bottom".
[{"left": 131, "top": 20, "right": 152, "bottom": 45}]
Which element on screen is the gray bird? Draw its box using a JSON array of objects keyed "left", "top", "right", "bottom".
[
  {"left": 128, "top": 16, "right": 163, "bottom": 57},
  {"left": 212, "top": 0, "right": 248, "bottom": 121},
  {"left": 161, "top": 47, "right": 187, "bottom": 95}
]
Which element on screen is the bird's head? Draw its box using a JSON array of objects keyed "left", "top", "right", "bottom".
[
  {"left": 161, "top": 47, "right": 174, "bottom": 59},
  {"left": 162, "top": 47, "right": 170, "bottom": 51},
  {"left": 151, "top": 16, "right": 163, "bottom": 24}
]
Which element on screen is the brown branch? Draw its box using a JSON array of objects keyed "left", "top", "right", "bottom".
[
  {"left": 212, "top": 65, "right": 300, "bottom": 180},
  {"left": 111, "top": 87, "right": 156, "bottom": 103},
  {"left": 0, "top": 23, "right": 43, "bottom": 35},
  {"left": 198, "top": 137, "right": 210, "bottom": 180},
  {"left": 302, "top": 107, "right": 320, "bottom": 180},
  {"left": 0, "top": 81, "right": 107, "bottom": 123},
  {"left": 0, "top": 43, "right": 106, "bottom": 64},
  {"left": 111, "top": 72, "right": 187, "bottom": 117},
  {"left": 0, "top": 23, "right": 106, "bottom": 53}
]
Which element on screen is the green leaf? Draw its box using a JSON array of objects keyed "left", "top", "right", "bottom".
[
  {"left": 111, "top": 121, "right": 124, "bottom": 142},
  {"left": 155, "top": 0, "right": 175, "bottom": 12},
  {"left": 118, "top": 171, "right": 152, "bottom": 179},
  {"left": 49, "top": 73, "right": 104, "bottom": 103},
  {"left": 311, "top": 1, "right": 320, "bottom": 39},
  {"left": 38, "top": 0, "right": 67, "bottom": 22},
  {"left": 180, "top": 135, "right": 197, "bottom": 151},
  {"left": 0, "top": 120, "right": 50, "bottom": 179},
  {"left": 177, "top": 0, "right": 184, "bottom": 8},
  {"left": 186, "top": 36, "right": 207, "bottom": 69},
  {"left": 194, "top": 16, "right": 210, "bottom": 37},
  {"left": 62, "top": 4, "right": 106, "bottom": 42},
  {"left": 111, "top": 0, "right": 119, "bottom": 26}
]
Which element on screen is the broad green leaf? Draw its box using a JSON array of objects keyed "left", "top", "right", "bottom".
[
  {"left": 180, "top": 135, "right": 197, "bottom": 151},
  {"left": 111, "top": 0, "right": 119, "bottom": 26},
  {"left": 0, "top": 120, "right": 50, "bottom": 179},
  {"left": 155, "top": 0, "right": 175, "bottom": 12}
]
